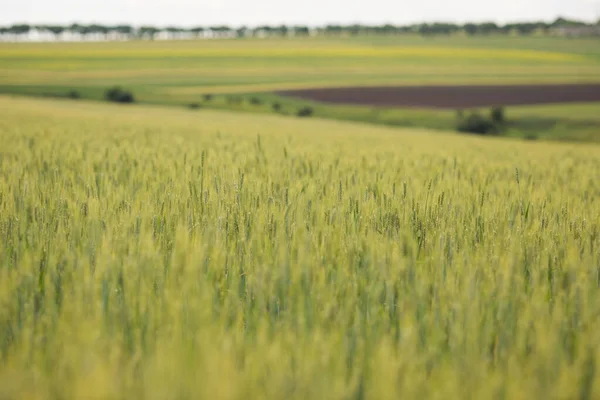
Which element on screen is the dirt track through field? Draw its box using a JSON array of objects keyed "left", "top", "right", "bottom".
[{"left": 278, "top": 84, "right": 600, "bottom": 109}]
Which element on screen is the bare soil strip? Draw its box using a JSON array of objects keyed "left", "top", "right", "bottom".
[{"left": 278, "top": 84, "right": 600, "bottom": 109}]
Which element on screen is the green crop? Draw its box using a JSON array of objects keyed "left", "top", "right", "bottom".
[{"left": 1, "top": 96, "right": 599, "bottom": 399}]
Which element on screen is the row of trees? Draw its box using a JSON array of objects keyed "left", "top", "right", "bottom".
[
  {"left": 0, "top": 24, "right": 298, "bottom": 39},
  {"left": 0, "top": 24, "right": 133, "bottom": 36},
  {"left": 1, "top": 18, "right": 598, "bottom": 41},
  {"left": 0, "top": 24, "right": 232, "bottom": 40}
]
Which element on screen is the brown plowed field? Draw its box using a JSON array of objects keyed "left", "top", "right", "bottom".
[{"left": 278, "top": 84, "right": 600, "bottom": 109}]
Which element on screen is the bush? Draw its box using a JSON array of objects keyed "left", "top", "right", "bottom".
[
  {"left": 188, "top": 103, "right": 201, "bottom": 110},
  {"left": 272, "top": 102, "right": 282, "bottom": 112},
  {"left": 67, "top": 90, "right": 81, "bottom": 99},
  {"left": 203, "top": 94, "right": 213, "bottom": 101},
  {"left": 105, "top": 86, "right": 135, "bottom": 103},
  {"left": 296, "top": 106, "right": 314, "bottom": 117},
  {"left": 490, "top": 107, "right": 505, "bottom": 124},
  {"left": 250, "top": 97, "right": 263, "bottom": 106},
  {"left": 457, "top": 112, "right": 498, "bottom": 135}
]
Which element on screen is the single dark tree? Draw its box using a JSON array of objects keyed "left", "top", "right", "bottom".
[
  {"left": 250, "top": 97, "right": 263, "bottom": 105},
  {"left": 490, "top": 107, "right": 505, "bottom": 124},
  {"left": 105, "top": 86, "right": 135, "bottom": 103},
  {"left": 203, "top": 94, "right": 213, "bottom": 101},
  {"left": 272, "top": 102, "right": 282, "bottom": 112},
  {"left": 297, "top": 106, "right": 314, "bottom": 117},
  {"left": 457, "top": 112, "right": 497, "bottom": 135},
  {"left": 67, "top": 90, "right": 81, "bottom": 99}
]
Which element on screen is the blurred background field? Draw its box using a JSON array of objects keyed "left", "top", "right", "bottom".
[{"left": 1, "top": 36, "right": 600, "bottom": 141}]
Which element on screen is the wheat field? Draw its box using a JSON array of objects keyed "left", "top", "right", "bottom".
[{"left": 1, "top": 95, "right": 599, "bottom": 399}]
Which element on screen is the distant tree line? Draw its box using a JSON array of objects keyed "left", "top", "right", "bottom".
[{"left": 1, "top": 17, "right": 598, "bottom": 41}]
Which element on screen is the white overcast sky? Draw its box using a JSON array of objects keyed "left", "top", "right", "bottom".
[{"left": 1, "top": 0, "right": 599, "bottom": 26}]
